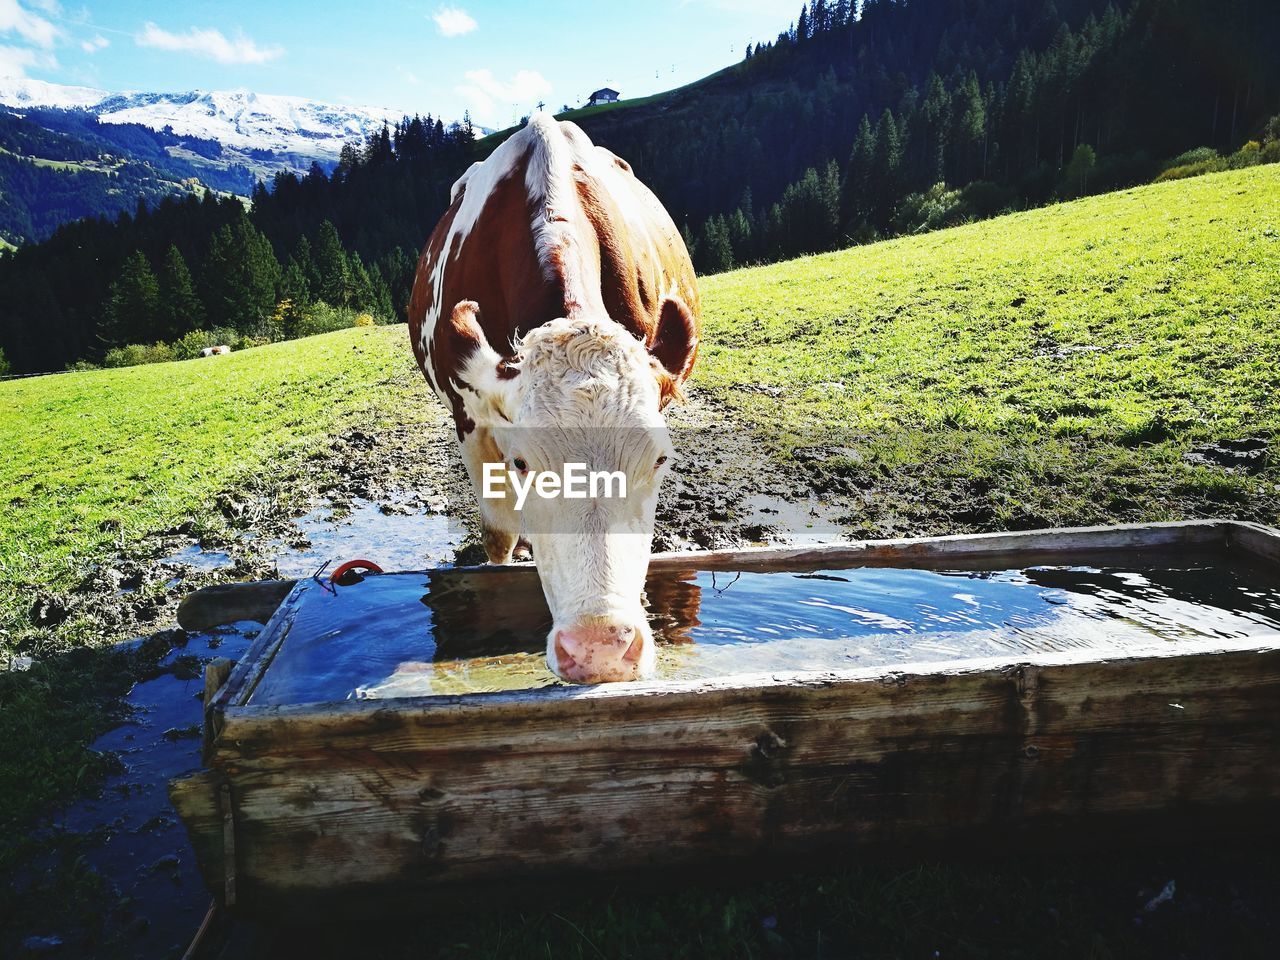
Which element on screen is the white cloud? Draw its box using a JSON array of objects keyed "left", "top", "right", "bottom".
[
  {"left": 136, "top": 22, "right": 284, "bottom": 65},
  {"left": 432, "top": 6, "right": 477, "bottom": 38},
  {"left": 0, "top": 42, "right": 46, "bottom": 76},
  {"left": 456, "top": 67, "right": 551, "bottom": 126},
  {"left": 0, "top": 0, "right": 62, "bottom": 51},
  {"left": 80, "top": 33, "right": 107, "bottom": 53}
]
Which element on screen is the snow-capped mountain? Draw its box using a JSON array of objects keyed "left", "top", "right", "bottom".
[
  {"left": 0, "top": 76, "right": 107, "bottom": 110},
  {"left": 0, "top": 76, "right": 403, "bottom": 159}
]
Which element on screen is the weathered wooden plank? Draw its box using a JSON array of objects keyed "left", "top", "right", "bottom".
[
  {"left": 1229, "top": 521, "right": 1280, "bottom": 568},
  {"left": 647, "top": 519, "right": 1230, "bottom": 572},
  {"left": 201, "top": 658, "right": 233, "bottom": 763},
  {"left": 370, "top": 521, "right": 1228, "bottom": 582},
  {"left": 218, "top": 635, "right": 1276, "bottom": 723},
  {"left": 178, "top": 580, "right": 297, "bottom": 631},
  {"left": 210, "top": 581, "right": 311, "bottom": 715},
  {"left": 181, "top": 643, "right": 1280, "bottom": 905}
]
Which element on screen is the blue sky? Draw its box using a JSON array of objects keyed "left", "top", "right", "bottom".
[{"left": 1, "top": 1, "right": 800, "bottom": 127}]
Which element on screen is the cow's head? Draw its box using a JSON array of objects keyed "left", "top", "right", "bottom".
[{"left": 444, "top": 298, "right": 698, "bottom": 684}]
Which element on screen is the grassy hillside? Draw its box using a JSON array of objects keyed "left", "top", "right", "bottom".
[
  {"left": 696, "top": 163, "right": 1280, "bottom": 533},
  {"left": 4, "top": 163, "right": 1278, "bottom": 655},
  {"left": 0, "top": 326, "right": 424, "bottom": 650}
]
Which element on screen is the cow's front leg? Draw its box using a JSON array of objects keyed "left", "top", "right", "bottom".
[{"left": 459, "top": 426, "right": 519, "bottom": 564}]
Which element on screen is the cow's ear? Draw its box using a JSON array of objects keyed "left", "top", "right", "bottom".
[
  {"left": 650, "top": 296, "right": 699, "bottom": 382},
  {"left": 441, "top": 301, "right": 520, "bottom": 422}
]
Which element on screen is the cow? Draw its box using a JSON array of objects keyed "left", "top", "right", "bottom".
[
  {"left": 199, "top": 345, "right": 231, "bottom": 357},
  {"left": 408, "top": 113, "right": 701, "bottom": 684}
]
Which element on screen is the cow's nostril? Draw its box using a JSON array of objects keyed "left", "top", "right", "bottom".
[{"left": 621, "top": 633, "right": 643, "bottom": 663}]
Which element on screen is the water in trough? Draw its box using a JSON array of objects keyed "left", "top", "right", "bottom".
[{"left": 247, "top": 558, "right": 1280, "bottom": 704}]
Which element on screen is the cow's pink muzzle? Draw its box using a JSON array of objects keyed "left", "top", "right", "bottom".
[{"left": 553, "top": 621, "right": 646, "bottom": 683}]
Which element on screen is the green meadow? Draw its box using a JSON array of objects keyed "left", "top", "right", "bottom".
[
  {"left": 3, "top": 163, "right": 1278, "bottom": 656},
  {"left": 698, "top": 163, "right": 1280, "bottom": 533}
]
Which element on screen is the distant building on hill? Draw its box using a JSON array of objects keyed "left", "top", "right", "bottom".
[{"left": 587, "top": 87, "right": 620, "bottom": 107}]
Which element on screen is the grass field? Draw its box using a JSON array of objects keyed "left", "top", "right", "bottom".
[
  {"left": 697, "top": 164, "right": 1280, "bottom": 534},
  {"left": 0, "top": 327, "right": 422, "bottom": 653},
  {"left": 6, "top": 163, "right": 1277, "bottom": 653},
  {"left": 3, "top": 164, "right": 1280, "bottom": 956}
]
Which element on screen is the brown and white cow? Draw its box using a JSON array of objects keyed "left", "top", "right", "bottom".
[{"left": 407, "top": 113, "right": 701, "bottom": 684}]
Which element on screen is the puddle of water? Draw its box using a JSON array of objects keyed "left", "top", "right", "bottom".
[
  {"left": 266, "top": 496, "right": 464, "bottom": 578},
  {"left": 159, "top": 544, "right": 234, "bottom": 572},
  {"left": 247, "top": 560, "right": 1280, "bottom": 705},
  {"left": 740, "top": 493, "right": 846, "bottom": 545},
  {"left": 18, "top": 627, "right": 255, "bottom": 957}
]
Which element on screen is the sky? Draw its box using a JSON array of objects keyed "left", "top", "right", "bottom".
[{"left": 0, "top": 0, "right": 801, "bottom": 128}]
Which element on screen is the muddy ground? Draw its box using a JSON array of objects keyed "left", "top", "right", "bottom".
[{"left": 21, "top": 388, "right": 837, "bottom": 660}]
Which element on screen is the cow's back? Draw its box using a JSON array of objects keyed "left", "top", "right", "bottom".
[{"left": 408, "top": 115, "right": 699, "bottom": 423}]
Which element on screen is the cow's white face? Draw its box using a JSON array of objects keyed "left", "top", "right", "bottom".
[{"left": 445, "top": 301, "right": 697, "bottom": 684}]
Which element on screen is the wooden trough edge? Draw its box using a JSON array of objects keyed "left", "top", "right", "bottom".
[
  {"left": 170, "top": 641, "right": 1280, "bottom": 911},
  {"left": 178, "top": 519, "right": 1244, "bottom": 634},
  {"left": 169, "top": 519, "right": 1280, "bottom": 911},
  {"left": 187, "top": 519, "right": 1247, "bottom": 723}
]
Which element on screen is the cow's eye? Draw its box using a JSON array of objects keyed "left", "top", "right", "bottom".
[
  {"left": 513, "top": 457, "right": 528, "bottom": 472},
  {"left": 654, "top": 455, "right": 668, "bottom": 469}
]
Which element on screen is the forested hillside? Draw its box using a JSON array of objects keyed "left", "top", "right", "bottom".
[
  {"left": 2, "top": 0, "right": 1278, "bottom": 375},
  {"left": 583, "top": 0, "right": 1280, "bottom": 270},
  {"left": 0, "top": 109, "right": 255, "bottom": 245},
  {"left": 0, "top": 116, "right": 473, "bottom": 374}
]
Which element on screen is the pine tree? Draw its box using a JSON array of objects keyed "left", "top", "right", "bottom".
[
  {"left": 366, "top": 262, "right": 395, "bottom": 321},
  {"left": 291, "top": 235, "right": 320, "bottom": 302},
  {"left": 771, "top": 163, "right": 841, "bottom": 257},
  {"left": 158, "top": 245, "right": 204, "bottom": 339},
  {"left": 313, "top": 220, "right": 354, "bottom": 307},
  {"left": 336, "top": 142, "right": 361, "bottom": 180},
  {"left": 728, "top": 208, "right": 753, "bottom": 263},
  {"left": 697, "top": 215, "right": 734, "bottom": 274},
  {"left": 366, "top": 123, "right": 394, "bottom": 166},
  {"left": 870, "top": 109, "right": 903, "bottom": 229},
  {"left": 952, "top": 71, "right": 987, "bottom": 183},
  {"left": 202, "top": 215, "right": 282, "bottom": 331},
  {"left": 103, "top": 251, "right": 161, "bottom": 346},
  {"left": 349, "top": 254, "right": 375, "bottom": 310},
  {"left": 921, "top": 73, "right": 951, "bottom": 185},
  {"left": 277, "top": 258, "right": 312, "bottom": 335},
  {"left": 841, "top": 114, "right": 876, "bottom": 229},
  {"left": 680, "top": 223, "right": 698, "bottom": 262},
  {"left": 1060, "top": 143, "right": 1096, "bottom": 198}
]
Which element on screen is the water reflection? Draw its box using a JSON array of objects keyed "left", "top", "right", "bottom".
[{"left": 247, "top": 558, "right": 1280, "bottom": 706}]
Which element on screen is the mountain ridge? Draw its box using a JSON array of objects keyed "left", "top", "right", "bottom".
[{"left": 0, "top": 76, "right": 405, "bottom": 160}]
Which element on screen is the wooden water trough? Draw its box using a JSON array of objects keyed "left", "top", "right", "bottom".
[{"left": 169, "top": 520, "right": 1280, "bottom": 913}]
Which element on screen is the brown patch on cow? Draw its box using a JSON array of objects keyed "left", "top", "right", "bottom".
[{"left": 408, "top": 117, "right": 703, "bottom": 432}]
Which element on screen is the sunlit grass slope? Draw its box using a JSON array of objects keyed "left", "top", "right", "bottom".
[
  {"left": 0, "top": 326, "right": 432, "bottom": 649},
  {"left": 697, "top": 163, "right": 1280, "bottom": 533}
]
